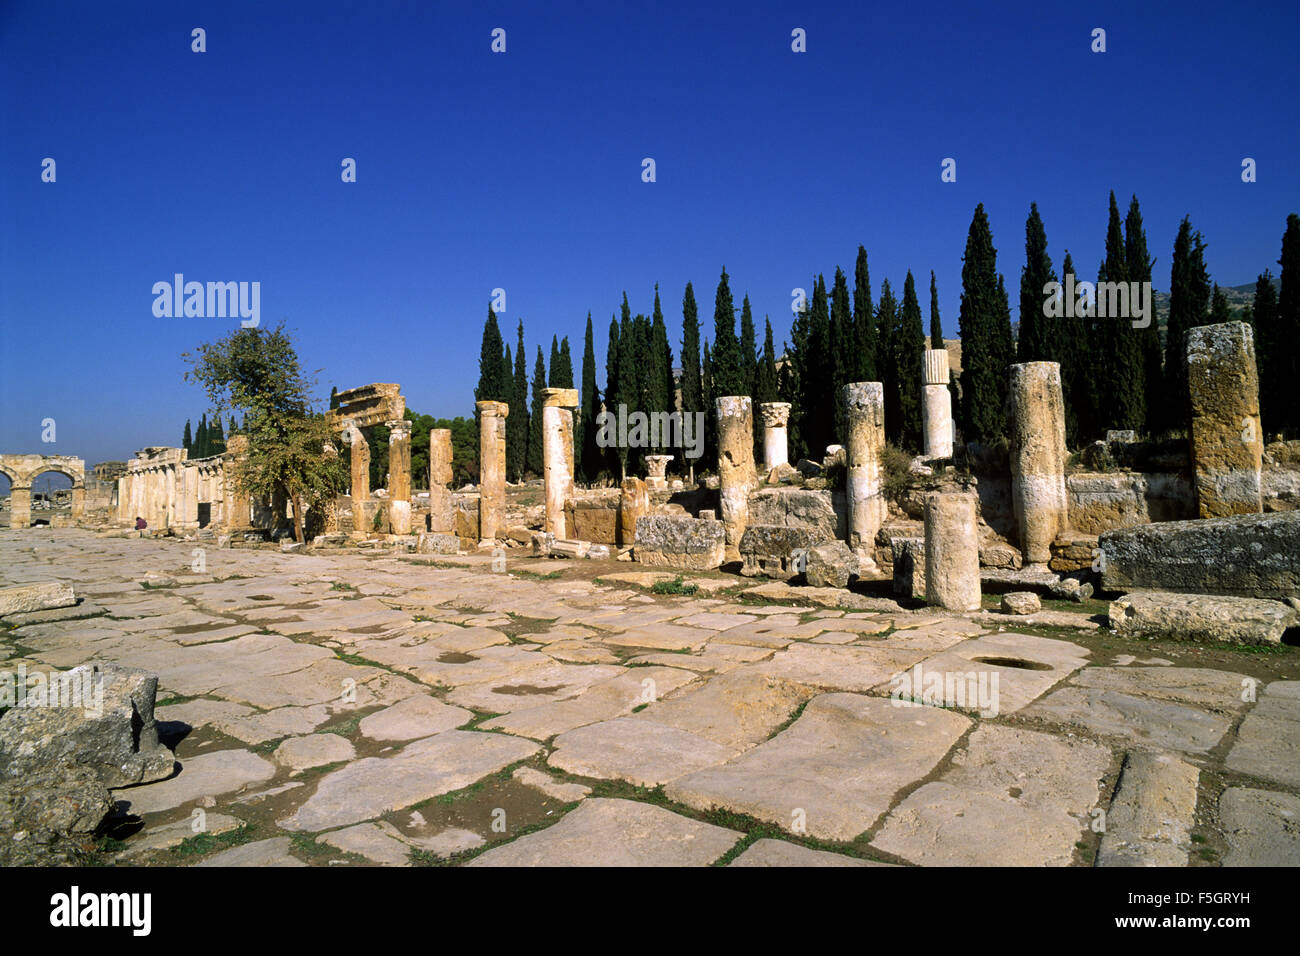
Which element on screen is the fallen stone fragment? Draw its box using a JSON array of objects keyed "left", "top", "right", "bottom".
[
  {"left": 116, "top": 748, "right": 276, "bottom": 815},
  {"left": 1109, "top": 591, "right": 1297, "bottom": 645},
  {"left": 467, "top": 798, "right": 743, "bottom": 867},
  {"left": 1001, "top": 591, "right": 1040, "bottom": 615},
  {"left": 512, "top": 766, "right": 591, "bottom": 803},
  {"left": 804, "top": 540, "right": 859, "bottom": 589},
  {"left": 0, "top": 581, "right": 77, "bottom": 617},
  {"left": 272, "top": 733, "right": 356, "bottom": 771}
]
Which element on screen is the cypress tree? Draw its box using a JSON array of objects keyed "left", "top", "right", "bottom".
[
  {"left": 508, "top": 322, "right": 529, "bottom": 481},
  {"left": 1164, "top": 217, "right": 1211, "bottom": 435},
  {"left": 579, "top": 313, "right": 601, "bottom": 483},
  {"left": 183, "top": 419, "right": 192, "bottom": 453},
  {"left": 830, "top": 268, "right": 853, "bottom": 442},
  {"left": 605, "top": 314, "right": 622, "bottom": 475},
  {"left": 799, "top": 274, "right": 833, "bottom": 458},
  {"left": 1276, "top": 214, "right": 1300, "bottom": 437},
  {"left": 228, "top": 416, "right": 237, "bottom": 438},
  {"left": 1058, "top": 251, "right": 1090, "bottom": 448},
  {"left": 1125, "top": 196, "right": 1163, "bottom": 436},
  {"left": 853, "top": 246, "right": 876, "bottom": 381},
  {"left": 890, "top": 271, "right": 926, "bottom": 450},
  {"left": 328, "top": 386, "right": 339, "bottom": 410},
  {"left": 195, "top": 415, "right": 209, "bottom": 458},
  {"left": 701, "top": 339, "right": 715, "bottom": 466},
  {"left": 210, "top": 417, "right": 225, "bottom": 454},
  {"left": 739, "top": 294, "right": 758, "bottom": 399},
  {"left": 1017, "top": 203, "right": 1057, "bottom": 363},
  {"left": 1210, "top": 285, "right": 1232, "bottom": 323},
  {"left": 957, "top": 204, "right": 1012, "bottom": 444},
  {"left": 680, "top": 282, "right": 702, "bottom": 424},
  {"left": 710, "top": 268, "right": 742, "bottom": 397},
  {"left": 475, "top": 306, "right": 507, "bottom": 405},
  {"left": 1253, "top": 271, "right": 1280, "bottom": 435},
  {"left": 1099, "top": 191, "right": 1145, "bottom": 432},
  {"left": 528, "top": 347, "right": 547, "bottom": 477},
  {"left": 875, "top": 278, "right": 899, "bottom": 441},
  {"left": 557, "top": 337, "right": 574, "bottom": 389},
  {"left": 755, "top": 318, "right": 779, "bottom": 407},
  {"left": 649, "top": 288, "right": 675, "bottom": 460},
  {"left": 548, "top": 336, "right": 561, "bottom": 388},
  {"left": 929, "top": 271, "right": 943, "bottom": 350}
]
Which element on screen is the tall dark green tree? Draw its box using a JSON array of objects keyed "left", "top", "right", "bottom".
[
  {"left": 888, "top": 271, "right": 926, "bottom": 449},
  {"left": 701, "top": 339, "right": 716, "bottom": 466},
  {"left": 929, "top": 271, "right": 943, "bottom": 350},
  {"left": 875, "top": 278, "right": 899, "bottom": 440},
  {"left": 195, "top": 414, "right": 209, "bottom": 458},
  {"left": 210, "top": 417, "right": 225, "bottom": 454},
  {"left": 578, "top": 313, "right": 601, "bottom": 483},
  {"left": 508, "top": 322, "right": 529, "bottom": 480},
  {"left": 830, "top": 267, "right": 853, "bottom": 442},
  {"left": 957, "top": 204, "right": 1014, "bottom": 444},
  {"left": 852, "top": 246, "right": 876, "bottom": 381},
  {"left": 710, "top": 268, "right": 742, "bottom": 397},
  {"left": 528, "top": 346, "right": 547, "bottom": 476},
  {"left": 1253, "top": 271, "right": 1280, "bottom": 436},
  {"left": 1164, "top": 217, "right": 1211, "bottom": 434},
  {"left": 680, "top": 282, "right": 702, "bottom": 426},
  {"left": 1099, "top": 191, "right": 1145, "bottom": 432},
  {"left": 1017, "top": 203, "right": 1057, "bottom": 362},
  {"left": 556, "top": 337, "right": 574, "bottom": 389},
  {"left": 649, "top": 287, "right": 675, "bottom": 456},
  {"left": 1125, "top": 196, "right": 1163, "bottom": 436},
  {"left": 183, "top": 419, "right": 193, "bottom": 453},
  {"left": 1210, "top": 285, "right": 1232, "bottom": 323},
  {"left": 797, "top": 274, "right": 833, "bottom": 457},
  {"left": 739, "top": 294, "right": 758, "bottom": 399},
  {"left": 755, "top": 318, "right": 779, "bottom": 407},
  {"left": 328, "top": 386, "right": 339, "bottom": 410},
  {"left": 548, "top": 336, "right": 561, "bottom": 387},
  {"left": 1058, "top": 251, "right": 1090, "bottom": 447},
  {"left": 475, "top": 306, "right": 508, "bottom": 405},
  {"left": 605, "top": 314, "right": 622, "bottom": 475},
  {"left": 1276, "top": 214, "right": 1300, "bottom": 437}
]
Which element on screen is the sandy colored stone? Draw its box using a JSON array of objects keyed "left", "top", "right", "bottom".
[
  {"left": 666, "top": 694, "right": 970, "bottom": 841},
  {"left": 1225, "top": 680, "right": 1300, "bottom": 788},
  {"left": 1109, "top": 590, "right": 1296, "bottom": 646},
  {"left": 115, "top": 748, "right": 276, "bottom": 815},
  {"left": 358, "top": 694, "right": 473, "bottom": 742},
  {"left": 548, "top": 717, "right": 735, "bottom": 786},
  {"left": 873, "top": 724, "right": 1109, "bottom": 866},
  {"left": 1096, "top": 750, "right": 1199, "bottom": 867},
  {"left": 1007, "top": 362, "right": 1069, "bottom": 565},
  {"left": 637, "top": 669, "right": 814, "bottom": 751},
  {"left": 1187, "top": 322, "right": 1263, "bottom": 518},
  {"left": 272, "top": 733, "right": 356, "bottom": 770},
  {"left": 320, "top": 821, "right": 414, "bottom": 866},
  {"left": 842, "top": 382, "right": 886, "bottom": 560},
  {"left": 1219, "top": 787, "right": 1300, "bottom": 866},
  {"left": 120, "top": 812, "right": 242, "bottom": 857},
  {"left": 195, "top": 836, "right": 307, "bottom": 867},
  {"left": 729, "top": 839, "right": 888, "bottom": 867},
  {"left": 924, "top": 492, "right": 980, "bottom": 611},
  {"left": 512, "top": 765, "right": 591, "bottom": 803},
  {"left": 468, "top": 798, "right": 742, "bottom": 867}
]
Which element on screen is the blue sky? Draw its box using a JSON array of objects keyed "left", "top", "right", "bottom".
[{"left": 2, "top": 0, "right": 1297, "bottom": 473}]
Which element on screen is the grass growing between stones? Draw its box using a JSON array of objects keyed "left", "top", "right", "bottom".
[
  {"left": 512, "top": 569, "right": 565, "bottom": 581},
  {"left": 650, "top": 576, "right": 699, "bottom": 596},
  {"left": 171, "top": 822, "right": 256, "bottom": 859}
]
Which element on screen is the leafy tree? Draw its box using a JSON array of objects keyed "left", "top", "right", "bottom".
[
  {"left": 755, "top": 318, "right": 779, "bottom": 407},
  {"left": 328, "top": 386, "right": 339, "bottom": 410},
  {"left": 680, "top": 282, "right": 703, "bottom": 433},
  {"left": 1099, "top": 191, "right": 1145, "bottom": 432},
  {"left": 739, "top": 294, "right": 758, "bottom": 399},
  {"left": 876, "top": 278, "right": 899, "bottom": 438},
  {"left": 888, "top": 271, "right": 926, "bottom": 449},
  {"left": 830, "top": 267, "right": 853, "bottom": 442},
  {"left": 557, "top": 337, "right": 574, "bottom": 389},
  {"left": 475, "top": 306, "right": 508, "bottom": 405},
  {"left": 182, "top": 323, "right": 346, "bottom": 543},
  {"left": 1210, "top": 285, "right": 1232, "bottom": 323},
  {"left": 1058, "top": 250, "right": 1090, "bottom": 447},
  {"left": 195, "top": 415, "right": 209, "bottom": 458}
]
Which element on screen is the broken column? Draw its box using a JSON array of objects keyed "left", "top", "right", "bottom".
[
  {"left": 542, "top": 388, "right": 578, "bottom": 537},
  {"left": 477, "top": 400, "right": 508, "bottom": 542},
  {"left": 222, "top": 436, "right": 252, "bottom": 531},
  {"left": 428, "top": 428, "right": 454, "bottom": 533},
  {"left": 387, "top": 418, "right": 412, "bottom": 535},
  {"left": 8, "top": 484, "right": 30, "bottom": 529},
  {"left": 619, "top": 476, "right": 649, "bottom": 546},
  {"left": 644, "top": 454, "right": 673, "bottom": 490},
  {"left": 716, "top": 396, "right": 758, "bottom": 559},
  {"left": 759, "top": 401, "right": 792, "bottom": 471},
  {"left": 842, "top": 382, "right": 886, "bottom": 564},
  {"left": 924, "top": 492, "right": 981, "bottom": 611},
  {"left": 1008, "top": 362, "right": 1069, "bottom": 568},
  {"left": 922, "top": 349, "right": 954, "bottom": 459},
  {"left": 321, "top": 442, "right": 342, "bottom": 533},
  {"left": 1187, "top": 321, "right": 1263, "bottom": 518},
  {"left": 343, "top": 422, "right": 371, "bottom": 531}
]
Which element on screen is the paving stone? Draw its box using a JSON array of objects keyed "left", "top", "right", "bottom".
[
  {"left": 634, "top": 669, "right": 814, "bottom": 751},
  {"left": 755, "top": 643, "right": 928, "bottom": 693},
  {"left": 358, "top": 695, "right": 472, "bottom": 742},
  {"left": 728, "top": 839, "right": 888, "bottom": 867},
  {"left": 281, "top": 731, "right": 540, "bottom": 831},
  {"left": 548, "top": 717, "right": 736, "bottom": 786},
  {"left": 1225, "top": 680, "right": 1300, "bottom": 788},
  {"left": 443, "top": 661, "right": 623, "bottom": 713},
  {"left": 194, "top": 837, "right": 307, "bottom": 867},
  {"left": 1219, "top": 788, "right": 1300, "bottom": 866},
  {"left": 320, "top": 822, "right": 414, "bottom": 866},
  {"left": 512, "top": 766, "right": 591, "bottom": 803},
  {"left": 119, "top": 812, "right": 242, "bottom": 857},
  {"left": 404, "top": 827, "right": 484, "bottom": 858},
  {"left": 482, "top": 667, "right": 697, "bottom": 740},
  {"left": 1096, "top": 751, "right": 1199, "bottom": 867},
  {"left": 598, "top": 624, "right": 713, "bottom": 652},
  {"left": 467, "top": 798, "right": 743, "bottom": 867},
  {"left": 873, "top": 725, "right": 1110, "bottom": 866},
  {"left": 116, "top": 749, "right": 277, "bottom": 815},
  {"left": 666, "top": 694, "right": 970, "bottom": 841},
  {"left": 273, "top": 733, "right": 356, "bottom": 770}
]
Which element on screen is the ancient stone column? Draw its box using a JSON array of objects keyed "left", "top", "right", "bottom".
[
  {"left": 387, "top": 419, "right": 412, "bottom": 535},
  {"left": 70, "top": 486, "right": 85, "bottom": 522},
  {"left": 542, "top": 389, "right": 578, "bottom": 537},
  {"left": 922, "top": 349, "right": 954, "bottom": 459},
  {"left": 842, "top": 382, "right": 886, "bottom": 563},
  {"left": 619, "top": 476, "right": 649, "bottom": 546},
  {"left": 1008, "top": 362, "right": 1069, "bottom": 568},
  {"left": 477, "top": 400, "right": 509, "bottom": 542},
  {"left": 343, "top": 423, "right": 370, "bottom": 503},
  {"left": 644, "top": 454, "right": 673, "bottom": 491},
  {"left": 1187, "top": 322, "right": 1263, "bottom": 518},
  {"left": 715, "top": 396, "right": 758, "bottom": 558},
  {"left": 924, "top": 492, "right": 981, "bottom": 611},
  {"left": 179, "top": 465, "right": 200, "bottom": 530},
  {"left": 759, "top": 402, "right": 792, "bottom": 471},
  {"left": 9, "top": 484, "right": 31, "bottom": 528},
  {"left": 223, "top": 436, "right": 252, "bottom": 531},
  {"left": 429, "top": 428, "right": 454, "bottom": 533}
]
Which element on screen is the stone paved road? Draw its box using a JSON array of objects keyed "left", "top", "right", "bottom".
[{"left": 3, "top": 528, "right": 1298, "bottom": 867}]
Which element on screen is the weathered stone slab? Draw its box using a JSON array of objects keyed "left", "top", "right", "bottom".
[
  {"left": 0, "top": 581, "right": 77, "bottom": 617},
  {"left": 1187, "top": 322, "right": 1263, "bottom": 518},
  {"left": 892, "top": 538, "right": 925, "bottom": 599},
  {"left": 120, "top": 812, "right": 242, "bottom": 858},
  {"left": 548, "top": 717, "right": 735, "bottom": 786},
  {"left": 280, "top": 731, "right": 540, "bottom": 831},
  {"left": 272, "top": 733, "right": 356, "bottom": 770},
  {"left": 320, "top": 822, "right": 414, "bottom": 866},
  {"left": 1219, "top": 787, "right": 1300, "bottom": 866},
  {"left": 1109, "top": 591, "right": 1296, "bottom": 645},
  {"left": 872, "top": 725, "right": 1109, "bottom": 866},
  {"left": 1225, "top": 681, "right": 1300, "bottom": 788},
  {"left": 599, "top": 624, "right": 712, "bottom": 652},
  {"left": 194, "top": 836, "right": 307, "bottom": 867},
  {"left": 1096, "top": 750, "right": 1199, "bottom": 867},
  {"left": 512, "top": 766, "right": 591, "bottom": 803},
  {"left": 805, "top": 540, "right": 859, "bottom": 589},
  {"left": 747, "top": 487, "right": 846, "bottom": 542},
  {"left": 634, "top": 515, "right": 726, "bottom": 571},
  {"left": 636, "top": 669, "right": 814, "bottom": 751},
  {"left": 467, "top": 798, "right": 742, "bottom": 867},
  {"left": 1100, "top": 511, "right": 1300, "bottom": 599},
  {"left": 118, "top": 749, "right": 276, "bottom": 815},
  {"left": 443, "top": 661, "right": 623, "bottom": 712},
  {"left": 358, "top": 695, "right": 472, "bottom": 742},
  {"left": 757, "top": 643, "right": 927, "bottom": 693},
  {"left": 739, "top": 524, "right": 824, "bottom": 578},
  {"left": 665, "top": 694, "right": 970, "bottom": 841},
  {"left": 728, "top": 839, "right": 888, "bottom": 867}
]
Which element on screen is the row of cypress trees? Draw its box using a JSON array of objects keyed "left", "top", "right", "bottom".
[{"left": 181, "top": 413, "right": 235, "bottom": 458}]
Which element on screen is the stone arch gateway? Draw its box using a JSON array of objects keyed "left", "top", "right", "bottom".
[{"left": 0, "top": 454, "right": 86, "bottom": 528}]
